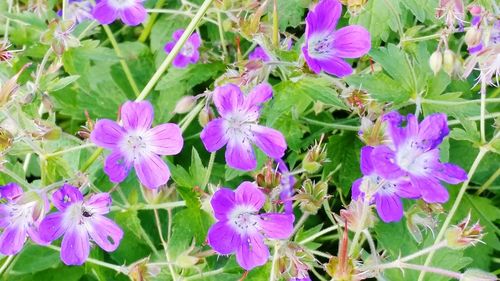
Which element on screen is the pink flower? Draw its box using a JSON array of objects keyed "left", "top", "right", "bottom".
[{"left": 92, "top": 0, "right": 146, "bottom": 26}]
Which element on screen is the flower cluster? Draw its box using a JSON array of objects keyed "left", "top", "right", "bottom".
[{"left": 352, "top": 112, "right": 467, "bottom": 222}]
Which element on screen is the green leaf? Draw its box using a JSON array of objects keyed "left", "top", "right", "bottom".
[
  {"left": 346, "top": 72, "right": 411, "bottom": 103},
  {"left": 41, "top": 156, "right": 72, "bottom": 185},
  {"left": 10, "top": 245, "right": 60, "bottom": 275},
  {"left": 46, "top": 75, "right": 80, "bottom": 92},
  {"left": 273, "top": 0, "right": 310, "bottom": 29},
  {"left": 111, "top": 210, "right": 152, "bottom": 263},
  {"left": 349, "top": 0, "right": 400, "bottom": 45},
  {"left": 370, "top": 44, "right": 415, "bottom": 93},
  {"left": 401, "top": 0, "right": 437, "bottom": 22},
  {"left": 169, "top": 208, "right": 213, "bottom": 258}
]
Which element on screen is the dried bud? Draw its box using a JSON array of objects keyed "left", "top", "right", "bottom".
[
  {"left": 442, "top": 49, "right": 455, "bottom": 75},
  {"left": 465, "top": 27, "right": 482, "bottom": 47},
  {"left": 405, "top": 203, "right": 439, "bottom": 243},
  {"left": 358, "top": 117, "right": 387, "bottom": 146},
  {"left": 0, "top": 128, "right": 13, "bottom": 152},
  {"left": 40, "top": 19, "right": 79, "bottom": 55},
  {"left": 429, "top": 50, "right": 443, "bottom": 75},
  {"left": 294, "top": 179, "right": 328, "bottom": 214},
  {"left": 173, "top": 96, "right": 196, "bottom": 114},
  {"left": 340, "top": 0, "right": 368, "bottom": 15},
  {"left": 174, "top": 245, "right": 200, "bottom": 269},
  {"left": 302, "top": 136, "right": 327, "bottom": 173},
  {"left": 335, "top": 199, "right": 376, "bottom": 232},
  {"left": 341, "top": 88, "right": 370, "bottom": 113},
  {"left": 198, "top": 107, "right": 214, "bottom": 127},
  {"left": 128, "top": 258, "right": 160, "bottom": 281},
  {"left": 256, "top": 160, "right": 282, "bottom": 192},
  {"left": 445, "top": 213, "right": 483, "bottom": 249},
  {"left": 0, "top": 63, "right": 30, "bottom": 106},
  {"left": 460, "top": 269, "right": 497, "bottom": 281},
  {"left": 277, "top": 242, "right": 314, "bottom": 281},
  {"left": 32, "top": 119, "right": 61, "bottom": 140},
  {"left": 0, "top": 43, "right": 13, "bottom": 63}
]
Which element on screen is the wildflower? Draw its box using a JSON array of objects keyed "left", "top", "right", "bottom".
[
  {"left": 40, "top": 19, "right": 79, "bottom": 55},
  {"left": 164, "top": 29, "right": 201, "bottom": 68},
  {"left": 91, "top": 101, "right": 184, "bottom": 189},
  {"left": 371, "top": 112, "right": 467, "bottom": 203},
  {"left": 200, "top": 83, "right": 287, "bottom": 171},
  {"left": 435, "top": 0, "right": 465, "bottom": 29},
  {"left": 58, "top": 0, "right": 93, "bottom": 23},
  {"left": 249, "top": 46, "right": 270, "bottom": 62},
  {"left": 351, "top": 146, "right": 420, "bottom": 222},
  {"left": 0, "top": 43, "right": 13, "bottom": 63},
  {"left": 276, "top": 158, "right": 295, "bottom": 215},
  {"left": 295, "top": 179, "right": 328, "bottom": 215},
  {"left": 92, "top": 0, "right": 146, "bottom": 26},
  {"left": 302, "top": 0, "right": 371, "bottom": 77},
  {"left": 0, "top": 183, "right": 48, "bottom": 255},
  {"left": 39, "top": 185, "right": 123, "bottom": 265},
  {"left": 277, "top": 242, "right": 314, "bottom": 281},
  {"left": 207, "top": 181, "right": 294, "bottom": 270}
]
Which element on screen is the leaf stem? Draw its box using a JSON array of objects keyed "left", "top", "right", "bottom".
[
  {"left": 216, "top": 11, "right": 228, "bottom": 60},
  {"left": 183, "top": 268, "right": 225, "bottom": 280},
  {"left": 44, "top": 143, "right": 95, "bottom": 158},
  {"left": 203, "top": 152, "right": 215, "bottom": 189},
  {"left": 298, "top": 225, "right": 338, "bottom": 245},
  {"left": 301, "top": 117, "right": 359, "bottom": 131},
  {"left": 102, "top": 25, "right": 140, "bottom": 96},
  {"left": 480, "top": 81, "right": 487, "bottom": 143},
  {"left": 153, "top": 209, "right": 178, "bottom": 281},
  {"left": 0, "top": 255, "right": 14, "bottom": 276},
  {"left": 139, "top": 0, "right": 167, "bottom": 42}
]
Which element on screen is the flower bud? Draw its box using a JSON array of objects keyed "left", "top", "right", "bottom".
[
  {"left": 174, "top": 248, "right": 200, "bottom": 269},
  {"left": 465, "top": 27, "right": 482, "bottom": 47},
  {"left": 256, "top": 160, "right": 282, "bottom": 193},
  {"left": 277, "top": 242, "right": 314, "bottom": 281},
  {"left": 128, "top": 257, "right": 160, "bottom": 281},
  {"left": 32, "top": 119, "right": 61, "bottom": 140},
  {"left": 442, "top": 49, "right": 455, "bottom": 75},
  {"left": 358, "top": 117, "right": 388, "bottom": 146},
  {"left": 335, "top": 199, "right": 376, "bottom": 232},
  {"left": 0, "top": 63, "right": 30, "bottom": 106},
  {"left": 313, "top": 101, "right": 325, "bottom": 115},
  {"left": 460, "top": 269, "right": 497, "bottom": 281},
  {"left": 302, "top": 137, "right": 327, "bottom": 173},
  {"left": 294, "top": 179, "right": 328, "bottom": 215},
  {"left": 429, "top": 50, "right": 443, "bottom": 75},
  {"left": 445, "top": 213, "right": 483, "bottom": 249},
  {"left": 173, "top": 96, "right": 196, "bottom": 114},
  {"left": 405, "top": 203, "right": 439, "bottom": 243},
  {"left": 0, "top": 128, "right": 13, "bottom": 152},
  {"left": 198, "top": 107, "right": 214, "bottom": 127}
]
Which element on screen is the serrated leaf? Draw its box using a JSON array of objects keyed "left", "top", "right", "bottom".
[
  {"left": 346, "top": 72, "right": 411, "bottom": 103},
  {"left": 349, "top": 0, "right": 400, "bottom": 45}
]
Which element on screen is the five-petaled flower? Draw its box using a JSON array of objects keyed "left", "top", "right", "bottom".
[
  {"left": 249, "top": 46, "right": 270, "bottom": 62},
  {"left": 164, "top": 29, "right": 201, "bottom": 68},
  {"left": 302, "top": 0, "right": 371, "bottom": 77},
  {"left": 39, "top": 184, "right": 123, "bottom": 265},
  {"left": 0, "top": 183, "right": 48, "bottom": 255},
  {"left": 92, "top": 0, "right": 146, "bottom": 26},
  {"left": 207, "top": 181, "right": 294, "bottom": 270},
  {"left": 58, "top": 0, "right": 93, "bottom": 23},
  {"left": 91, "top": 101, "right": 184, "bottom": 189},
  {"left": 200, "top": 83, "right": 287, "bottom": 171}
]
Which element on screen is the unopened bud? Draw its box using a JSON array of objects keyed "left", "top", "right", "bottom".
[
  {"left": 302, "top": 137, "right": 327, "bottom": 173},
  {"left": 335, "top": 199, "right": 376, "bottom": 232},
  {"left": 173, "top": 96, "right": 196, "bottom": 114},
  {"left": 294, "top": 179, "right": 328, "bottom": 214},
  {"left": 443, "top": 49, "right": 455, "bottom": 75},
  {"left": 468, "top": 5, "right": 482, "bottom": 16},
  {"left": 32, "top": 120, "right": 61, "bottom": 140},
  {"left": 429, "top": 50, "right": 443, "bottom": 75},
  {"left": 0, "top": 128, "right": 13, "bottom": 152},
  {"left": 313, "top": 101, "right": 325, "bottom": 115},
  {"left": 256, "top": 160, "right": 282, "bottom": 192},
  {"left": 465, "top": 27, "right": 482, "bottom": 47},
  {"left": 460, "top": 269, "right": 497, "bottom": 281},
  {"left": 198, "top": 107, "right": 214, "bottom": 127}
]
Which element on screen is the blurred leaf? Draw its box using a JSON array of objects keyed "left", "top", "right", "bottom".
[
  {"left": 11, "top": 245, "right": 60, "bottom": 275},
  {"left": 401, "top": 0, "right": 437, "bottom": 22},
  {"left": 349, "top": 0, "right": 400, "bottom": 45}
]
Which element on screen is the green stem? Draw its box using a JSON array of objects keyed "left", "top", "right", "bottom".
[
  {"left": 184, "top": 268, "right": 224, "bottom": 281},
  {"left": 102, "top": 25, "right": 140, "bottom": 96},
  {"left": 298, "top": 225, "right": 338, "bottom": 245},
  {"left": 110, "top": 201, "right": 186, "bottom": 211},
  {"left": 0, "top": 255, "right": 14, "bottom": 276},
  {"left": 480, "top": 81, "right": 487, "bottom": 143},
  {"left": 62, "top": 0, "right": 67, "bottom": 20},
  {"left": 417, "top": 147, "right": 488, "bottom": 281},
  {"left": 80, "top": 147, "right": 104, "bottom": 172},
  {"left": 475, "top": 167, "right": 500, "bottom": 195},
  {"left": 145, "top": 9, "right": 218, "bottom": 25},
  {"left": 203, "top": 152, "right": 215, "bottom": 189},
  {"left": 180, "top": 101, "right": 204, "bottom": 132},
  {"left": 153, "top": 209, "right": 178, "bottom": 281},
  {"left": 272, "top": 0, "right": 279, "bottom": 47},
  {"left": 447, "top": 112, "right": 500, "bottom": 125},
  {"left": 139, "top": 0, "right": 167, "bottom": 42},
  {"left": 136, "top": 0, "right": 215, "bottom": 102},
  {"left": 420, "top": 97, "right": 500, "bottom": 105},
  {"left": 269, "top": 242, "right": 279, "bottom": 281},
  {"left": 0, "top": 167, "right": 30, "bottom": 190},
  {"left": 301, "top": 117, "right": 359, "bottom": 131},
  {"left": 45, "top": 143, "right": 95, "bottom": 158},
  {"left": 216, "top": 11, "right": 228, "bottom": 60}
]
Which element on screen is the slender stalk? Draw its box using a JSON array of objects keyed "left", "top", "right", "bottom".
[
  {"left": 480, "top": 81, "right": 487, "bottom": 143},
  {"left": 0, "top": 167, "right": 30, "bottom": 189},
  {"left": 139, "top": 0, "right": 167, "bottom": 42},
  {"left": 180, "top": 101, "right": 204, "bottom": 132},
  {"left": 153, "top": 209, "right": 178, "bottom": 281},
  {"left": 397, "top": 262, "right": 462, "bottom": 280},
  {"left": 145, "top": 9, "right": 218, "bottom": 25},
  {"left": 45, "top": 143, "right": 95, "bottom": 158},
  {"left": 420, "top": 97, "right": 500, "bottom": 105},
  {"left": 184, "top": 268, "right": 225, "bottom": 281},
  {"left": 348, "top": 197, "right": 369, "bottom": 256},
  {"left": 272, "top": 0, "right": 279, "bottom": 47},
  {"left": 301, "top": 117, "right": 359, "bottom": 131},
  {"left": 136, "top": 0, "right": 215, "bottom": 102},
  {"left": 80, "top": 147, "right": 104, "bottom": 172},
  {"left": 216, "top": 11, "right": 228, "bottom": 60},
  {"left": 0, "top": 255, "right": 14, "bottom": 276},
  {"left": 111, "top": 200, "right": 186, "bottom": 211},
  {"left": 102, "top": 25, "right": 140, "bottom": 96},
  {"left": 62, "top": 0, "right": 67, "bottom": 20},
  {"left": 402, "top": 33, "right": 441, "bottom": 43},
  {"left": 447, "top": 112, "right": 500, "bottom": 125},
  {"left": 417, "top": 147, "right": 488, "bottom": 281},
  {"left": 292, "top": 213, "right": 310, "bottom": 235},
  {"left": 203, "top": 152, "right": 215, "bottom": 189},
  {"left": 269, "top": 242, "right": 279, "bottom": 281},
  {"left": 476, "top": 167, "right": 500, "bottom": 195},
  {"left": 298, "top": 225, "right": 338, "bottom": 245}
]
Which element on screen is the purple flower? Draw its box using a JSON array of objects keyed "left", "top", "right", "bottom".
[
  {"left": 0, "top": 183, "right": 48, "bottom": 255},
  {"left": 351, "top": 147, "right": 420, "bottom": 222},
  {"left": 164, "top": 29, "right": 201, "bottom": 68},
  {"left": 302, "top": 0, "right": 371, "bottom": 77},
  {"left": 200, "top": 83, "right": 287, "bottom": 171},
  {"left": 207, "top": 181, "right": 294, "bottom": 270},
  {"left": 91, "top": 101, "right": 184, "bottom": 189},
  {"left": 39, "top": 185, "right": 123, "bottom": 265},
  {"left": 58, "top": 0, "right": 93, "bottom": 23},
  {"left": 371, "top": 112, "right": 467, "bottom": 204},
  {"left": 249, "top": 46, "right": 270, "bottom": 62},
  {"left": 92, "top": 0, "right": 146, "bottom": 26},
  {"left": 276, "top": 158, "right": 295, "bottom": 215}
]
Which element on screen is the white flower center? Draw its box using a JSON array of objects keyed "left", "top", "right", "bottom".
[
  {"left": 181, "top": 43, "right": 194, "bottom": 57},
  {"left": 308, "top": 32, "right": 335, "bottom": 59},
  {"left": 368, "top": 175, "right": 397, "bottom": 196},
  {"left": 229, "top": 205, "right": 259, "bottom": 234},
  {"left": 396, "top": 140, "right": 434, "bottom": 176},
  {"left": 108, "top": 0, "right": 137, "bottom": 10},
  {"left": 223, "top": 112, "right": 255, "bottom": 142},
  {"left": 119, "top": 132, "right": 151, "bottom": 163},
  {"left": 64, "top": 202, "right": 94, "bottom": 227},
  {"left": 8, "top": 202, "right": 36, "bottom": 228}
]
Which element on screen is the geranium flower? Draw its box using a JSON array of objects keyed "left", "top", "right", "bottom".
[
  {"left": 0, "top": 183, "right": 48, "bottom": 255},
  {"left": 302, "top": 0, "right": 371, "bottom": 77},
  {"left": 351, "top": 147, "right": 420, "bottom": 222},
  {"left": 92, "top": 0, "right": 146, "bottom": 26},
  {"left": 58, "top": 0, "right": 93, "bottom": 23},
  {"left": 207, "top": 181, "right": 294, "bottom": 270},
  {"left": 91, "top": 101, "right": 183, "bottom": 189},
  {"left": 371, "top": 112, "right": 467, "bottom": 203},
  {"left": 200, "top": 83, "right": 287, "bottom": 171},
  {"left": 249, "top": 46, "right": 270, "bottom": 62},
  {"left": 39, "top": 185, "right": 123, "bottom": 265},
  {"left": 164, "top": 29, "right": 201, "bottom": 68}
]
